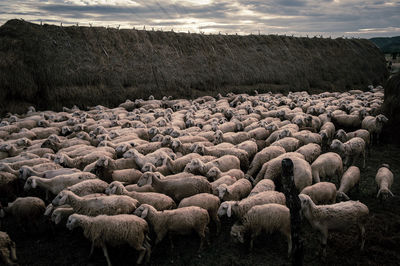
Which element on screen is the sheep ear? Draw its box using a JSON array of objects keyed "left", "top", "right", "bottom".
[
  {"left": 103, "top": 158, "right": 109, "bottom": 167},
  {"left": 146, "top": 175, "right": 153, "bottom": 186},
  {"left": 227, "top": 204, "right": 232, "bottom": 218},
  {"left": 31, "top": 178, "right": 37, "bottom": 188},
  {"left": 110, "top": 186, "right": 117, "bottom": 194},
  {"left": 141, "top": 207, "right": 149, "bottom": 219},
  {"left": 376, "top": 190, "right": 381, "bottom": 199},
  {"left": 389, "top": 190, "right": 394, "bottom": 197}
]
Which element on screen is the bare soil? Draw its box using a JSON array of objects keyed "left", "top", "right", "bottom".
[{"left": 2, "top": 144, "right": 400, "bottom": 266}]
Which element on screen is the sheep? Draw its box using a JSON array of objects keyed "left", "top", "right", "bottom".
[
  {"left": 319, "top": 122, "right": 335, "bottom": 149},
  {"left": 298, "top": 194, "right": 369, "bottom": 257},
  {"left": 254, "top": 153, "right": 311, "bottom": 192},
  {"left": 330, "top": 137, "right": 366, "bottom": 168},
  {"left": 134, "top": 204, "right": 209, "bottom": 252},
  {"left": 230, "top": 204, "right": 291, "bottom": 255},
  {"left": 123, "top": 148, "right": 172, "bottom": 168},
  {"left": 137, "top": 172, "right": 211, "bottom": 202},
  {"left": 54, "top": 151, "right": 114, "bottom": 170},
  {"left": 24, "top": 172, "right": 97, "bottom": 200},
  {"left": 105, "top": 181, "right": 176, "bottom": 210},
  {"left": 0, "top": 231, "right": 17, "bottom": 266},
  {"left": 19, "top": 165, "right": 80, "bottom": 180},
  {"left": 0, "top": 197, "right": 45, "bottom": 230},
  {"left": 361, "top": 114, "right": 388, "bottom": 144},
  {"left": 52, "top": 190, "right": 138, "bottom": 216},
  {"left": 375, "top": 164, "right": 394, "bottom": 201},
  {"left": 311, "top": 152, "right": 343, "bottom": 184},
  {"left": 65, "top": 179, "right": 109, "bottom": 196},
  {"left": 206, "top": 167, "right": 245, "bottom": 181},
  {"left": 90, "top": 156, "right": 139, "bottom": 183},
  {"left": 295, "top": 143, "right": 321, "bottom": 164},
  {"left": 217, "top": 191, "right": 286, "bottom": 220},
  {"left": 66, "top": 214, "right": 151, "bottom": 265},
  {"left": 331, "top": 113, "right": 361, "bottom": 128},
  {"left": 246, "top": 146, "right": 286, "bottom": 178},
  {"left": 270, "top": 137, "right": 300, "bottom": 152},
  {"left": 178, "top": 193, "right": 221, "bottom": 234},
  {"left": 217, "top": 179, "right": 252, "bottom": 201},
  {"left": 51, "top": 206, "right": 74, "bottom": 225},
  {"left": 249, "top": 179, "right": 275, "bottom": 197},
  {"left": 337, "top": 166, "right": 360, "bottom": 202},
  {"left": 164, "top": 153, "right": 203, "bottom": 174},
  {"left": 210, "top": 175, "right": 237, "bottom": 195},
  {"left": 215, "top": 130, "right": 251, "bottom": 145},
  {"left": 184, "top": 155, "right": 240, "bottom": 176},
  {"left": 300, "top": 182, "right": 337, "bottom": 204}
]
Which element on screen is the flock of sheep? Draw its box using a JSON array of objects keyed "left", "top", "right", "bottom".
[{"left": 0, "top": 87, "right": 395, "bottom": 265}]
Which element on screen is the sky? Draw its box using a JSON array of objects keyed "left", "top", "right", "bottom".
[{"left": 0, "top": 0, "right": 399, "bottom": 38}]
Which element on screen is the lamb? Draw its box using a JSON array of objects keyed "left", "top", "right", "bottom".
[
  {"left": 134, "top": 204, "right": 209, "bottom": 252},
  {"left": 330, "top": 137, "right": 366, "bottom": 168},
  {"left": 249, "top": 179, "right": 275, "bottom": 197},
  {"left": 184, "top": 155, "right": 240, "bottom": 176},
  {"left": 311, "top": 152, "right": 343, "bottom": 184},
  {"left": 52, "top": 190, "right": 138, "bottom": 216},
  {"left": 136, "top": 172, "right": 211, "bottom": 202},
  {"left": 206, "top": 167, "right": 245, "bottom": 181},
  {"left": 300, "top": 182, "right": 337, "bottom": 204},
  {"left": 230, "top": 204, "right": 291, "bottom": 255},
  {"left": 178, "top": 193, "right": 221, "bottom": 234},
  {"left": 337, "top": 166, "right": 360, "bottom": 202},
  {"left": 105, "top": 181, "right": 176, "bottom": 210},
  {"left": 361, "top": 114, "right": 388, "bottom": 144},
  {"left": 298, "top": 194, "right": 369, "bottom": 257},
  {"left": 24, "top": 172, "right": 97, "bottom": 199},
  {"left": 0, "top": 231, "right": 17, "bottom": 266},
  {"left": 0, "top": 197, "right": 45, "bottom": 230},
  {"left": 295, "top": 143, "right": 321, "bottom": 163},
  {"left": 217, "top": 191, "right": 286, "bottom": 220},
  {"left": 66, "top": 214, "right": 151, "bottom": 265},
  {"left": 217, "top": 179, "right": 252, "bottom": 201},
  {"left": 375, "top": 164, "right": 394, "bottom": 201},
  {"left": 246, "top": 146, "right": 286, "bottom": 178}
]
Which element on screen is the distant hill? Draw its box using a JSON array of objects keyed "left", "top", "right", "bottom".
[
  {"left": 0, "top": 19, "right": 388, "bottom": 114},
  {"left": 370, "top": 36, "right": 400, "bottom": 54}
]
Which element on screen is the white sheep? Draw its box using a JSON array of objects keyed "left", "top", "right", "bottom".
[
  {"left": 137, "top": 172, "right": 211, "bottom": 202},
  {"left": 249, "top": 179, "right": 275, "bottom": 197},
  {"left": 311, "top": 152, "right": 343, "bottom": 184},
  {"left": 217, "top": 191, "right": 286, "bottom": 219},
  {"left": 105, "top": 181, "right": 176, "bottom": 210},
  {"left": 295, "top": 143, "right": 321, "bottom": 163},
  {"left": 299, "top": 194, "right": 369, "bottom": 257},
  {"left": 24, "top": 172, "right": 97, "bottom": 200},
  {"left": 300, "top": 182, "right": 337, "bottom": 204},
  {"left": 217, "top": 179, "right": 252, "bottom": 201},
  {"left": 52, "top": 190, "right": 138, "bottom": 216},
  {"left": 319, "top": 122, "right": 335, "bottom": 149},
  {"left": 184, "top": 155, "right": 240, "bottom": 176},
  {"left": 66, "top": 213, "right": 151, "bottom": 265},
  {"left": 178, "top": 193, "right": 221, "bottom": 234},
  {"left": 270, "top": 137, "right": 300, "bottom": 152},
  {"left": 65, "top": 179, "right": 109, "bottom": 196},
  {"left": 230, "top": 204, "right": 291, "bottom": 255},
  {"left": 375, "top": 164, "right": 394, "bottom": 201},
  {"left": 336, "top": 166, "right": 360, "bottom": 202},
  {"left": 206, "top": 167, "right": 245, "bottom": 181},
  {"left": 210, "top": 175, "right": 237, "bottom": 195},
  {"left": 361, "top": 114, "right": 388, "bottom": 144},
  {"left": 0, "top": 231, "right": 17, "bottom": 266},
  {"left": 330, "top": 137, "right": 366, "bottom": 168},
  {"left": 246, "top": 146, "right": 286, "bottom": 178},
  {"left": 134, "top": 204, "right": 209, "bottom": 252}
]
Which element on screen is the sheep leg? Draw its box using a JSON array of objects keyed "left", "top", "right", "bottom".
[
  {"left": 359, "top": 224, "right": 366, "bottom": 251},
  {"left": 168, "top": 234, "right": 174, "bottom": 252},
  {"left": 320, "top": 228, "right": 328, "bottom": 257},
  {"left": 101, "top": 244, "right": 112, "bottom": 266},
  {"left": 0, "top": 250, "right": 15, "bottom": 266},
  {"left": 287, "top": 234, "right": 292, "bottom": 258},
  {"left": 214, "top": 215, "right": 221, "bottom": 235},
  {"left": 9, "top": 241, "right": 17, "bottom": 261},
  {"left": 143, "top": 238, "right": 152, "bottom": 263},
  {"left": 362, "top": 151, "right": 366, "bottom": 169},
  {"left": 135, "top": 245, "right": 147, "bottom": 265},
  {"left": 88, "top": 242, "right": 95, "bottom": 258}
]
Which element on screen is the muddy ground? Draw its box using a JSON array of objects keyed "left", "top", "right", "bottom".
[{"left": 2, "top": 143, "right": 400, "bottom": 266}]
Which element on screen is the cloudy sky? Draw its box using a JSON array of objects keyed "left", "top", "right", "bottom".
[{"left": 1, "top": 0, "right": 399, "bottom": 38}]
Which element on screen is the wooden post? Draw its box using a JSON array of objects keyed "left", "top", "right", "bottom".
[{"left": 281, "top": 158, "right": 304, "bottom": 266}]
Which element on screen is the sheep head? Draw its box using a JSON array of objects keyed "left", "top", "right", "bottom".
[
  {"left": 142, "top": 163, "right": 155, "bottom": 173},
  {"left": 336, "top": 191, "right": 350, "bottom": 202},
  {"left": 0, "top": 143, "right": 12, "bottom": 152},
  {"left": 330, "top": 139, "right": 344, "bottom": 153},
  {"left": 133, "top": 204, "right": 151, "bottom": 219},
  {"left": 151, "top": 134, "right": 164, "bottom": 142},
  {"left": 44, "top": 204, "right": 54, "bottom": 216},
  {"left": 298, "top": 194, "right": 315, "bottom": 215},
  {"left": 377, "top": 188, "right": 394, "bottom": 201},
  {"left": 218, "top": 201, "right": 234, "bottom": 218},
  {"left": 24, "top": 176, "right": 38, "bottom": 191},
  {"left": 184, "top": 158, "right": 205, "bottom": 174},
  {"left": 96, "top": 156, "right": 110, "bottom": 168},
  {"left": 230, "top": 224, "right": 246, "bottom": 244},
  {"left": 52, "top": 191, "right": 70, "bottom": 206},
  {"left": 377, "top": 114, "right": 388, "bottom": 124},
  {"left": 162, "top": 135, "right": 173, "bottom": 146},
  {"left": 171, "top": 139, "right": 181, "bottom": 151},
  {"left": 61, "top": 126, "right": 72, "bottom": 136},
  {"left": 54, "top": 154, "right": 66, "bottom": 165},
  {"left": 137, "top": 172, "right": 156, "bottom": 187},
  {"left": 51, "top": 211, "right": 63, "bottom": 225},
  {"left": 123, "top": 148, "right": 139, "bottom": 159},
  {"left": 206, "top": 167, "right": 221, "bottom": 181},
  {"left": 217, "top": 184, "right": 229, "bottom": 200},
  {"left": 334, "top": 129, "right": 347, "bottom": 143},
  {"left": 105, "top": 181, "right": 124, "bottom": 195},
  {"left": 19, "top": 166, "right": 32, "bottom": 180},
  {"left": 66, "top": 214, "right": 80, "bottom": 230}
]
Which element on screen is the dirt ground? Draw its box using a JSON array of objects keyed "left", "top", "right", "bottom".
[{"left": 2, "top": 143, "right": 400, "bottom": 266}]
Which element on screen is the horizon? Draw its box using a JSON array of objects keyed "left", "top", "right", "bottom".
[{"left": 1, "top": 0, "right": 399, "bottom": 39}]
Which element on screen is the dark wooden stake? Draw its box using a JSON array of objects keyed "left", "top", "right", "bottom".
[{"left": 281, "top": 158, "right": 304, "bottom": 266}]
